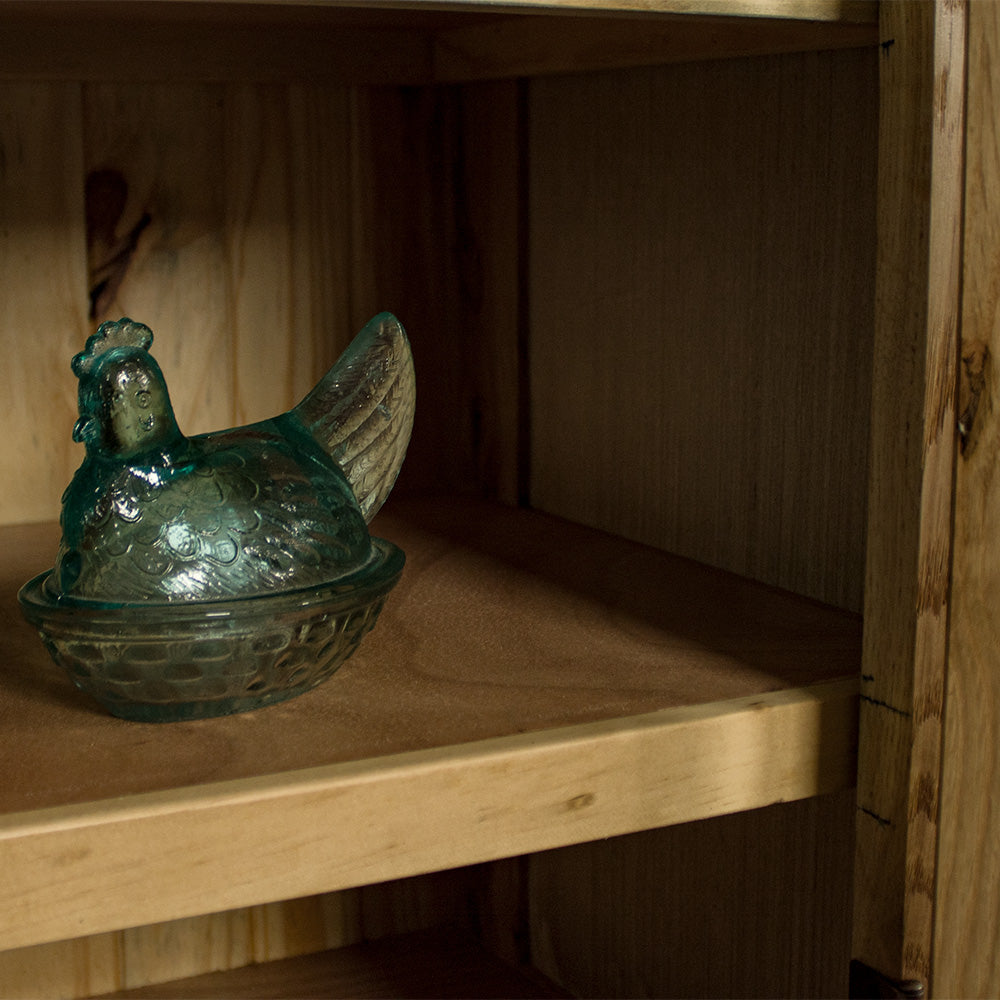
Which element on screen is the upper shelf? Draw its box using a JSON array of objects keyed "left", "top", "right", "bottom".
[
  {"left": 0, "top": 0, "right": 878, "bottom": 84},
  {"left": 154, "top": 0, "right": 878, "bottom": 18},
  {"left": 0, "top": 496, "right": 859, "bottom": 950}
]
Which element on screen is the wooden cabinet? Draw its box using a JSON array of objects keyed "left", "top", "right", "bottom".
[{"left": 0, "top": 1, "right": 991, "bottom": 996}]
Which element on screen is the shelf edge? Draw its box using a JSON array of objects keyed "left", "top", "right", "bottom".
[{"left": 0, "top": 677, "right": 857, "bottom": 951}]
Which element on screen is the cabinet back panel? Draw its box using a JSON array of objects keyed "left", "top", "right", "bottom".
[
  {"left": 0, "top": 84, "right": 91, "bottom": 526},
  {"left": 528, "top": 51, "right": 877, "bottom": 611},
  {"left": 0, "top": 81, "right": 368, "bottom": 527},
  {"left": 529, "top": 791, "right": 855, "bottom": 998}
]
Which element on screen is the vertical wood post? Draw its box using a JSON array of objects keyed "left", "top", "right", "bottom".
[
  {"left": 852, "top": 0, "right": 966, "bottom": 988},
  {"left": 933, "top": 3, "right": 1000, "bottom": 995}
]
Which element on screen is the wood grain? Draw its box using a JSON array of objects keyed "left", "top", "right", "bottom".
[
  {"left": 0, "top": 3, "right": 874, "bottom": 88},
  {"left": 91, "top": 928, "right": 569, "bottom": 1000},
  {"left": 1, "top": 498, "right": 858, "bottom": 950},
  {"left": 348, "top": 83, "right": 523, "bottom": 500},
  {"left": 433, "top": 12, "right": 876, "bottom": 82},
  {"left": 0, "top": 677, "right": 858, "bottom": 954},
  {"left": 527, "top": 49, "right": 876, "bottom": 612},
  {"left": 224, "top": 84, "right": 359, "bottom": 422},
  {"left": 0, "top": 79, "right": 374, "bottom": 529},
  {"left": 851, "top": 0, "right": 966, "bottom": 986},
  {"left": 0, "top": 84, "right": 90, "bottom": 526},
  {"left": 0, "top": 871, "right": 496, "bottom": 999},
  {"left": 81, "top": 83, "right": 236, "bottom": 439},
  {"left": 529, "top": 791, "right": 855, "bottom": 999},
  {"left": 0, "top": 10, "right": 434, "bottom": 85},
  {"left": 933, "top": 2, "right": 1000, "bottom": 995},
  {"left": 54, "top": 0, "right": 875, "bottom": 21},
  {"left": 2, "top": 498, "right": 859, "bottom": 815},
  {"left": 0, "top": 897, "right": 357, "bottom": 999},
  {"left": 81, "top": 81, "right": 371, "bottom": 433}
]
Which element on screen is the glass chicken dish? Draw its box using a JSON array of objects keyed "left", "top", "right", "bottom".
[{"left": 19, "top": 313, "right": 413, "bottom": 722}]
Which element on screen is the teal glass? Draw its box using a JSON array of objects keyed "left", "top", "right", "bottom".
[{"left": 19, "top": 313, "right": 414, "bottom": 722}]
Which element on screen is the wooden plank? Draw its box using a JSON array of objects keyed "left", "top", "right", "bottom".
[
  {"left": 0, "top": 868, "right": 493, "bottom": 998},
  {"left": 0, "top": 83, "right": 90, "bottom": 525},
  {"left": 527, "top": 49, "right": 876, "bottom": 612},
  {"left": 81, "top": 83, "right": 236, "bottom": 437},
  {"left": 0, "top": 676, "right": 858, "bottom": 952},
  {"left": 348, "top": 84, "right": 522, "bottom": 499},
  {"left": 284, "top": 83, "right": 362, "bottom": 402},
  {"left": 91, "top": 928, "right": 569, "bottom": 999},
  {"left": 0, "top": 869, "right": 490, "bottom": 998},
  {"left": 78, "top": 81, "right": 362, "bottom": 435},
  {"left": 0, "top": 896, "right": 360, "bottom": 999},
  {"left": 77, "top": 0, "right": 876, "bottom": 23},
  {"left": 932, "top": 2, "right": 1000, "bottom": 995},
  {"left": 225, "top": 84, "right": 298, "bottom": 425},
  {"left": 0, "top": 2, "right": 876, "bottom": 87},
  {"left": 370, "top": 0, "right": 878, "bottom": 18},
  {"left": 851, "top": 0, "right": 966, "bottom": 987},
  {"left": 433, "top": 13, "right": 877, "bottom": 82},
  {"left": 2, "top": 499, "right": 860, "bottom": 818},
  {"left": 0, "top": 15, "right": 434, "bottom": 85},
  {"left": 0, "top": 0, "right": 882, "bottom": 27},
  {"left": 529, "top": 791, "right": 855, "bottom": 998},
  {"left": 448, "top": 81, "right": 523, "bottom": 502},
  {"left": 224, "top": 84, "right": 358, "bottom": 424},
  {"left": 2, "top": 500, "right": 858, "bottom": 951}
]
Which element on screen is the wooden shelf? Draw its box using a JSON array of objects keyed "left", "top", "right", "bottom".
[
  {"left": 0, "top": 496, "right": 859, "bottom": 952},
  {"left": 0, "top": 0, "right": 878, "bottom": 84},
  {"left": 91, "top": 928, "right": 569, "bottom": 999}
]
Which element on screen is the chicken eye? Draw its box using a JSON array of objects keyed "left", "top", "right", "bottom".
[{"left": 136, "top": 390, "right": 151, "bottom": 409}]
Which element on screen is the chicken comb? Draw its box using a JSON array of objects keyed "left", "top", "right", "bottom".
[{"left": 72, "top": 318, "right": 154, "bottom": 377}]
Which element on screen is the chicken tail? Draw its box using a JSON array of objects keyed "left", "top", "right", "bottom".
[{"left": 292, "top": 312, "right": 415, "bottom": 523}]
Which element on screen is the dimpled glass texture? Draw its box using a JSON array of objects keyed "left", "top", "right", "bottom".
[{"left": 18, "top": 313, "right": 414, "bottom": 722}]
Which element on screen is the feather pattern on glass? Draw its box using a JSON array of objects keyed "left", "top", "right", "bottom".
[{"left": 292, "top": 312, "right": 415, "bottom": 523}]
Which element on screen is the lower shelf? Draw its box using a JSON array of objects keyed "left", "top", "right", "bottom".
[{"left": 91, "top": 928, "right": 569, "bottom": 999}]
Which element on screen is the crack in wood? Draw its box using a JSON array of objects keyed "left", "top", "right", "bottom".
[{"left": 860, "top": 694, "right": 912, "bottom": 718}]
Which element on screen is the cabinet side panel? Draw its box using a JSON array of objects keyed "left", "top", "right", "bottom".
[
  {"left": 852, "top": 0, "right": 965, "bottom": 986},
  {"left": 529, "top": 792, "right": 855, "bottom": 999},
  {"left": 0, "top": 83, "right": 90, "bottom": 525},
  {"left": 527, "top": 50, "right": 876, "bottom": 611},
  {"left": 933, "top": 2, "right": 1000, "bottom": 995}
]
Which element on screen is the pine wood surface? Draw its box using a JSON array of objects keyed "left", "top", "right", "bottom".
[
  {"left": 2, "top": 497, "right": 859, "bottom": 816},
  {"left": 1, "top": 496, "right": 858, "bottom": 950},
  {"left": 91, "top": 928, "right": 569, "bottom": 1000},
  {"left": 933, "top": 2, "right": 1000, "bottom": 995},
  {"left": 527, "top": 48, "right": 876, "bottom": 613},
  {"left": 0, "top": 871, "right": 488, "bottom": 999},
  {"left": 0, "top": 80, "right": 379, "bottom": 528},
  {"left": 0, "top": 0, "right": 879, "bottom": 26},
  {"left": 431, "top": 13, "right": 876, "bottom": 81},
  {"left": 0, "top": 84, "right": 90, "bottom": 528},
  {"left": 0, "top": 2, "right": 877, "bottom": 86},
  {"left": 850, "top": 0, "right": 966, "bottom": 986},
  {"left": 529, "top": 791, "right": 855, "bottom": 999}
]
